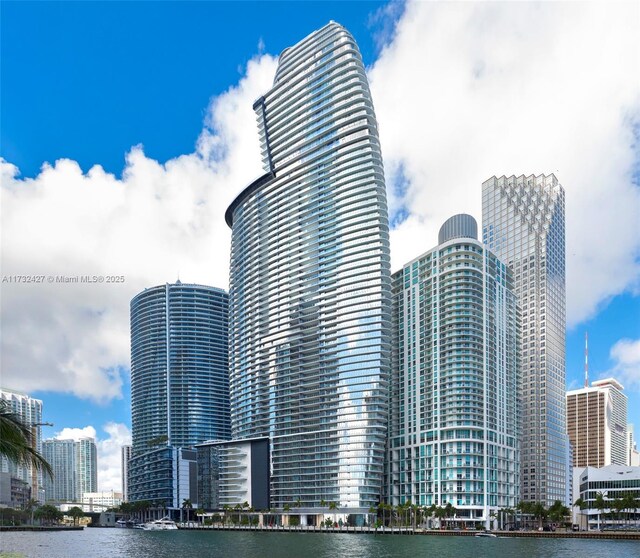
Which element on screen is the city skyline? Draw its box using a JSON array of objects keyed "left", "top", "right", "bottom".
[{"left": 1, "top": 2, "right": 639, "bottom": 493}]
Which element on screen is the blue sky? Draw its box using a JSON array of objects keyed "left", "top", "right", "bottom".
[{"left": 2, "top": 1, "right": 639, "bottom": 490}]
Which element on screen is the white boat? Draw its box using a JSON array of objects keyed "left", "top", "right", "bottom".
[
  {"left": 140, "top": 517, "right": 178, "bottom": 531},
  {"left": 474, "top": 532, "right": 498, "bottom": 538}
]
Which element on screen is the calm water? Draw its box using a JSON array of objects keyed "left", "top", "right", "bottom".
[{"left": 1, "top": 529, "right": 639, "bottom": 558}]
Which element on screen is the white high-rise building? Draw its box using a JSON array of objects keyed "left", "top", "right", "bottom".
[
  {"left": 482, "top": 174, "right": 567, "bottom": 505},
  {"left": 0, "top": 388, "right": 44, "bottom": 501},
  {"left": 388, "top": 215, "right": 520, "bottom": 527},
  {"left": 226, "top": 22, "right": 391, "bottom": 521},
  {"left": 43, "top": 437, "right": 97, "bottom": 503}
]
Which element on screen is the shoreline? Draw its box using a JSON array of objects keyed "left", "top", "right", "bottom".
[{"left": 0, "top": 526, "right": 84, "bottom": 532}]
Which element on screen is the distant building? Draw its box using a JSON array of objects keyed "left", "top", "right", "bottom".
[
  {"left": 483, "top": 174, "right": 568, "bottom": 505},
  {"left": 128, "top": 282, "right": 230, "bottom": 511},
  {"left": 387, "top": 215, "right": 520, "bottom": 527},
  {"left": 0, "top": 388, "right": 44, "bottom": 502},
  {"left": 75, "top": 438, "right": 98, "bottom": 496},
  {"left": 42, "top": 437, "right": 97, "bottom": 503},
  {"left": 81, "top": 490, "right": 123, "bottom": 512},
  {"left": 121, "top": 445, "right": 131, "bottom": 502},
  {"left": 43, "top": 439, "right": 76, "bottom": 502},
  {"left": 567, "top": 378, "right": 628, "bottom": 467}
]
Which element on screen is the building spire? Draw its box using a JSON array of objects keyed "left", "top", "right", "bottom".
[{"left": 585, "top": 331, "right": 589, "bottom": 388}]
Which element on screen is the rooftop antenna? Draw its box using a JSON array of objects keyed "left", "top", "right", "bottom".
[{"left": 584, "top": 331, "right": 589, "bottom": 388}]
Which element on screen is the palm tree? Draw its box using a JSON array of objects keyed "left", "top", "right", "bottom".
[
  {"left": 594, "top": 491, "right": 607, "bottom": 531},
  {"left": 67, "top": 506, "right": 84, "bottom": 526},
  {"left": 368, "top": 506, "right": 377, "bottom": 528},
  {"left": 181, "top": 498, "right": 192, "bottom": 523},
  {"left": 328, "top": 501, "right": 338, "bottom": 527},
  {"left": 531, "top": 501, "right": 547, "bottom": 530},
  {"left": 573, "top": 498, "right": 587, "bottom": 530},
  {"left": 24, "top": 498, "right": 39, "bottom": 525},
  {"left": 0, "top": 401, "right": 53, "bottom": 478}
]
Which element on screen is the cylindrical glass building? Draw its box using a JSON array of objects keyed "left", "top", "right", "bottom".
[
  {"left": 226, "top": 22, "right": 391, "bottom": 518},
  {"left": 129, "top": 282, "right": 230, "bottom": 506}
]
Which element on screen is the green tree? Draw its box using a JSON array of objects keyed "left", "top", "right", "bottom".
[
  {"left": 328, "top": 501, "right": 338, "bottom": 526},
  {"left": 34, "top": 504, "right": 63, "bottom": 525},
  {"left": 24, "top": 498, "right": 39, "bottom": 525},
  {"left": 531, "top": 502, "right": 547, "bottom": 529},
  {"left": 67, "top": 506, "right": 84, "bottom": 526},
  {"left": 594, "top": 492, "right": 607, "bottom": 530},
  {"left": 181, "top": 498, "right": 192, "bottom": 523},
  {"left": 0, "top": 401, "right": 53, "bottom": 478},
  {"left": 573, "top": 498, "right": 587, "bottom": 530}
]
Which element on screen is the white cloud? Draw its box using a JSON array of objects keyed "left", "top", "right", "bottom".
[
  {"left": 608, "top": 338, "right": 640, "bottom": 391},
  {"left": 369, "top": 1, "right": 640, "bottom": 326},
  {"left": 55, "top": 426, "right": 97, "bottom": 441},
  {"left": 0, "top": 54, "right": 278, "bottom": 402},
  {"left": 96, "top": 422, "right": 131, "bottom": 492}
]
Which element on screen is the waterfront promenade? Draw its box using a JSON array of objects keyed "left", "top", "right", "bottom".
[{"left": 176, "top": 523, "right": 640, "bottom": 540}]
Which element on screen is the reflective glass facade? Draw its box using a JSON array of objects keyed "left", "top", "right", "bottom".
[
  {"left": 227, "top": 22, "right": 391, "bottom": 513},
  {"left": 482, "top": 174, "right": 567, "bottom": 505},
  {"left": 129, "top": 282, "right": 230, "bottom": 505},
  {"left": 388, "top": 216, "right": 519, "bottom": 523}
]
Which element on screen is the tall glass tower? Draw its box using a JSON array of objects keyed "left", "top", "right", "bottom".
[
  {"left": 388, "top": 215, "right": 520, "bottom": 526},
  {"left": 129, "top": 282, "right": 230, "bottom": 507},
  {"left": 226, "top": 22, "right": 391, "bottom": 517},
  {"left": 482, "top": 174, "right": 567, "bottom": 505}
]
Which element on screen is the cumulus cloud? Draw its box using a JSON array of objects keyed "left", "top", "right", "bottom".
[
  {"left": 0, "top": 55, "right": 278, "bottom": 402},
  {"left": 369, "top": 1, "right": 640, "bottom": 326},
  {"left": 96, "top": 422, "right": 131, "bottom": 492},
  {"left": 608, "top": 338, "right": 640, "bottom": 391},
  {"left": 55, "top": 426, "right": 97, "bottom": 441}
]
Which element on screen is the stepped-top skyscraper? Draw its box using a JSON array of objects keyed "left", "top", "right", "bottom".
[
  {"left": 388, "top": 215, "right": 520, "bottom": 526},
  {"left": 128, "top": 282, "right": 230, "bottom": 508},
  {"left": 226, "top": 22, "right": 391, "bottom": 519},
  {"left": 482, "top": 174, "right": 567, "bottom": 505}
]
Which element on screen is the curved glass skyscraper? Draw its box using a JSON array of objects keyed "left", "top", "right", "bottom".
[
  {"left": 129, "top": 282, "right": 230, "bottom": 507},
  {"left": 388, "top": 215, "right": 520, "bottom": 526},
  {"left": 226, "top": 22, "right": 391, "bottom": 516}
]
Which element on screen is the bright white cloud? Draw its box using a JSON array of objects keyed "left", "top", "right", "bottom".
[
  {"left": 369, "top": 1, "right": 640, "bottom": 326},
  {"left": 608, "top": 338, "right": 640, "bottom": 391},
  {"left": 96, "top": 422, "right": 131, "bottom": 492},
  {"left": 0, "top": 55, "right": 278, "bottom": 402},
  {"left": 2, "top": 3, "right": 639, "bottom": 407},
  {"left": 55, "top": 426, "right": 97, "bottom": 441}
]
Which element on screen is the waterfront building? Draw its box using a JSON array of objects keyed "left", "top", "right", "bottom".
[
  {"left": 388, "top": 214, "right": 520, "bottom": 527},
  {"left": 0, "top": 388, "right": 44, "bottom": 501},
  {"left": 128, "top": 282, "right": 230, "bottom": 510},
  {"left": 42, "top": 439, "right": 77, "bottom": 502},
  {"left": 121, "top": 445, "right": 131, "bottom": 502},
  {"left": 196, "top": 438, "right": 270, "bottom": 511},
  {"left": 566, "top": 378, "right": 628, "bottom": 468},
  {"left": 573, "top": 465, "right": 640, "bottom": 529},
  {"left": 482, "top": 174, "right": 567, "bottom": 505},
  {"left": 226, "top": 22, "right": 391, "bottom": 521}
]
